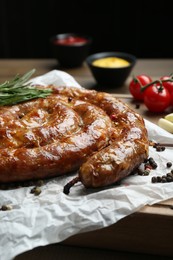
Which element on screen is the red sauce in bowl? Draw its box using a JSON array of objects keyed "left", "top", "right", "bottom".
[{"left": 53, "top": 36, "right": 88, "bottom": 46}]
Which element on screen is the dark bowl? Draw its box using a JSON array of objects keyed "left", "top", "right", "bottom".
[
  {"left": 50, "top": 33, "right": 92, "bottom": 68},
  {"left": 86, "top": 52, "right": 136, "bottom": 87}
]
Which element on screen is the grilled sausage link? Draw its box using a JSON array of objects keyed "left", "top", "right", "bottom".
[
  {"left": 0, "top": 86, "right": 148, "bottom": 189},
  {"left": 79, "top": 91, "right": 148, "bottom": 188},
  {"left": 0, "top": 93, "right": 112, "bottom": 183},
  {"left": 54, "top": 87, "right": 149, "bottom": 192}
]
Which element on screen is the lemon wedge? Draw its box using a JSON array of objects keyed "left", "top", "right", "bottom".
[
  {"left": 158, "top": 116, "right": 173, "bottom": 133},
  {"left": 165, "top": 113, "right": 173, "bottom": 123}
]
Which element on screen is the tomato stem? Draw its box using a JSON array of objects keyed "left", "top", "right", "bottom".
[
  {"left": 141, "top": 76, "right": 173, "bottom": 92},
  {"left": 132, "top": 76, "right": 143, "bottom": 92}
]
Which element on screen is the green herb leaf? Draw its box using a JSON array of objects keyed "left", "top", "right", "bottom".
[{"left": 0, "top": 69, "right": 52, "bottom": 106}]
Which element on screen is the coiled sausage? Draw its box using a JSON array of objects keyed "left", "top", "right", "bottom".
[{"left": 0, "top": 86, "right": 149, "bottom": 190}]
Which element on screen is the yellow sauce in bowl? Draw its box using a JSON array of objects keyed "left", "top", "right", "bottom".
[{"left": 92, "top": 57, "right": 130, "bottom": 68}]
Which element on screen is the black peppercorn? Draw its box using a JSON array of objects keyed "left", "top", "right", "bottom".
[
  {"left": 166, "top": 176, "right": 173, "bottom": 182},
  {"left": 0, "top": 204, "right": 12, "bottom": 211},
  {"left": 161, "top": 177, "right": 167, "bottom": 183},
  {"left": 167, "top": 172, "right": 173, "bottom": 178},
  {"left": 151, "top": 176, "right": 157, "bottom": 183},
  {"left": 166, "top": 162, "right": 172, "bottom": 168},
  {"left": 30, "top": 186, "right": 41, "bottom": 196},
  {"left": 156, "top": 146, "right": 165, "bottom": 152},
  {"left": 157, "top": 176, "right": 162, "bottom": 182}
]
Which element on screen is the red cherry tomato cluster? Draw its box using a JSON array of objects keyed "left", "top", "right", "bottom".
[{"left": 129, "top": 74, "right": 173, "bottom": 112}]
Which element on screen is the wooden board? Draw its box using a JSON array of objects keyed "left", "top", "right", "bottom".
[{"left": 62, "top": 206, "right": 173, "bottom": 256}]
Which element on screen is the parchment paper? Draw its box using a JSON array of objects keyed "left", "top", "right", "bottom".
[{"left": 0, "top": 70, "right": 173, "bottom": 260}]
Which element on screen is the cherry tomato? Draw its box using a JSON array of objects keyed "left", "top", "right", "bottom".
[
  {"left": 160, "top": 76, "right": 173, "bottom": 106},
  {"left": 129, "top": 74, "right": 152, "bottom": 101},
  {"left": 143, "top": 84, "right": 171, "bottom": 112}
]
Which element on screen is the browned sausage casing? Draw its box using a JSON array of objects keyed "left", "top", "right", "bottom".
[{"left": 0, "top": 86, "right": 149, "bottom": 187}]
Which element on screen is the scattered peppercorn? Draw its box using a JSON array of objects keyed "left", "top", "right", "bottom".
[
  {"left": 167, "top": 172, "right": 173, "bottom": 178},
  {"left": 151, "top": 172, "right": 173, "bottom": 183},
  {"left": 143, "top": 170, "right": 150, "bottom": 176},
  {"left": 161, "top": 177, "right": 167, "bottom": 183},
  {"left": 136, "top": 157, "right": 159, "bottom": 176},
  {"left": 151, "top": 162, "right": 158, "bottom": 169},
  {"left": 135, "top": 103, "right": 140, "bottom": 109},
  {"left": 148, "top": 157, "right": 158, "bottom": 169},
  {"left": 150, "top": 141, "right": 166, "bottom": 152},
  {"left": 166, "top": 176, "right": 173, "bottom": 182},
  {"left": 156, "top": 146, "right": 165, "bottom": 152},
  {"left": 0, "top": 204, "right": 13, "bottom": 211},
  {"left": 166, "top": 162, "right": 172, "bottom": 168},
  {"left": 148, "top": 157, "right": 154, "bottom": 164},
  {"left": 151, "top": 176, "right": 157, "bottom": 183},
  {"left": 157, "top": 176, "right": 162, "bottom": 182},
  {"left": 30, "top": 186, "right": 42, "bottom": 196},
  {"left": 34, "top": 187, "right": 41, "bottom": 196}
]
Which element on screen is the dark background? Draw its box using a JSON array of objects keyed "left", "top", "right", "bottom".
[{"left": 0, "top": 0, "right": 173, "bottom": 59}]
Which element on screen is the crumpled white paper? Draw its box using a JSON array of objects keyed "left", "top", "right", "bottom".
[
  {"left": 28, "top": 69, "right": 82, "bottom": 88},
  {"left": 0, "top": 70, "right": 173, "bottom": 260}
]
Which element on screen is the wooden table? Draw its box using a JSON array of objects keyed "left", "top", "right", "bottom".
[{"left": 1, "top": 59, "right": 173, "bottom": 259}]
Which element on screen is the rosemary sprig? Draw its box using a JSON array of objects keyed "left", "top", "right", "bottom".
[{"left": 0, "top": 69, "right": 52, "bottom": 106}]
